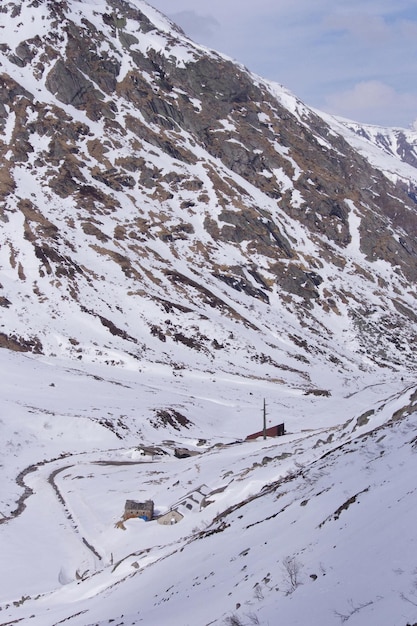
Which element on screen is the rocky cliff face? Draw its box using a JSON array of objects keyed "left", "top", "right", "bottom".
[{"left": 1, "top": 0, "right": 417, "bottom": 384}]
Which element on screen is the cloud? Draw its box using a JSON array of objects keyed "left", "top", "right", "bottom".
[
  {"left": 323, "top": 13, "right": 391, "bottom": 43},
  {"left": 324, "top": 80, "right": 417, "bottom": 126},
  {"left": 398, "top": 18, "right": 417, "bottom": 39}
]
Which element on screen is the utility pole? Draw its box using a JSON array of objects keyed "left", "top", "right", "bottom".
[{"left": 263, "top": 398, "right": 267, "bottom": 439}]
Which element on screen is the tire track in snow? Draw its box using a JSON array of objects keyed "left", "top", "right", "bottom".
[
  {"left": 48, "top": 466, "right": 103, "bottom": 561},
  {"left": 0, "top": 458, "right": 103, "bottom": 562},
  {"left": 0, "top": 464, "right": 37, "bottom": 525}
]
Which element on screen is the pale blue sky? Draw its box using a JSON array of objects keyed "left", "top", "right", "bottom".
[{"left": 149, "top": 0, "right": 417, "bottom": 128}]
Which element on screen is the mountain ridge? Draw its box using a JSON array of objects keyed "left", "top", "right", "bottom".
[{"left": 2, "top": 0, "right": 417, "bottom": 385}]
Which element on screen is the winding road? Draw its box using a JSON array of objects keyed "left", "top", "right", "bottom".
[{"left": 0, "top": 454, "right": 153, "bottom": 563}]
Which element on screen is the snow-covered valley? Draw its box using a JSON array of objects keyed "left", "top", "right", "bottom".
[{"left": 1, "top": 349, "right": 416, "bottom": 625}]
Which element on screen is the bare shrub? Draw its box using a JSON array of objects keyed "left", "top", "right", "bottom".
[
  {"left": 224, "top": 612, "right": 262, "bottom": 626},
  {"left": 282, "top": 555, "right": 303, "bottom": 593},
  {"left": 253, "top": 583, "right": 264, "bottom": 600},
  {"left": 225, "top": 615, "right": 244, "bottom": 626},
  {"left": 335, "top": 598, "right": 376, "bottom": 622}
]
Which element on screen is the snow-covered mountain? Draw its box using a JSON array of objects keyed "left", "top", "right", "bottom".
[
  {"left": 321, "top": 112, "right": 417, "bottom": 202},
  {"left": 1, "top": 0, "right": 417, "bottom": 378},
  {"left": 1, "top": 1, "right": 417, "bottom": 624}
]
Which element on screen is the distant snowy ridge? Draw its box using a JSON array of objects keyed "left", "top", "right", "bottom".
[{"left": 319, "top": 110, "right": 417, "bottom": 188}]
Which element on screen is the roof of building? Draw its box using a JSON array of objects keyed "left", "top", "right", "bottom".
[{"left": 125, "top": 499, "right": 154, "bottom": 510}]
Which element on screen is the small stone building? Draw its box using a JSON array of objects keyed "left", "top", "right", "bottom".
[
  {"left": 124, "top": 499, "right": 154, "bottom": 521},
  {"left": 157, "top": 509, "right": 184, "bottom": 525},
  {"left": 170, "top": 484, "right": 210, "bottom": 512}
]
